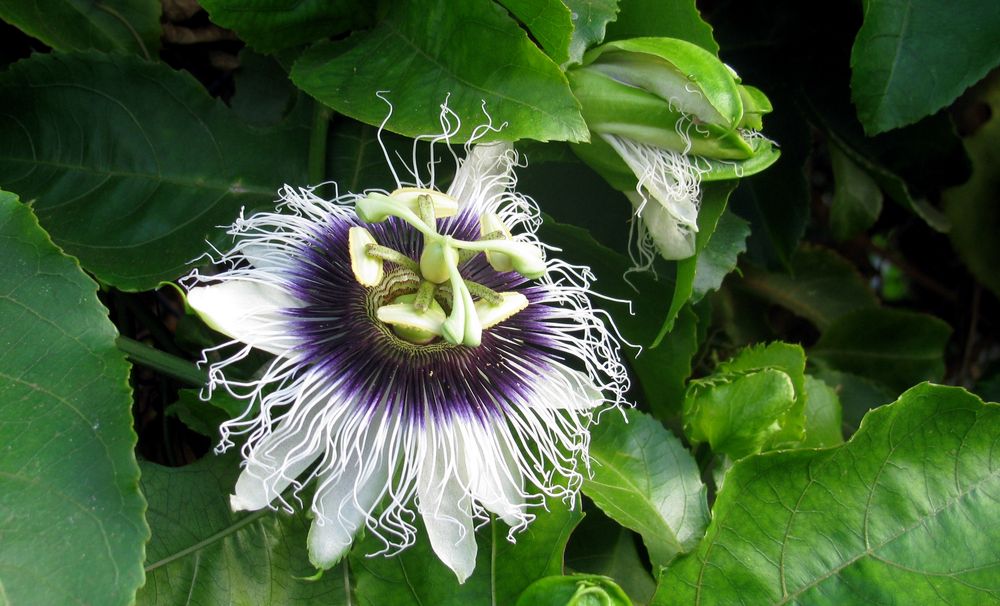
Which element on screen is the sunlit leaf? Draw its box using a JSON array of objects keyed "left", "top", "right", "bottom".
[
  {"left": 604, "top": 0, "right": 717, "bottom": 54},
  {"left": 291, "top": 0, "right": 587, "bottom": 143},
  {"left": 657, "top": 383, "right": 1000, "bottom": 604},
  {"left": 498, "top": 0, "right": 573, "bottom": 64},
  {"left": 563, "top": 0, "right": 620, "bottom": 65},
  {"left": 584, "top": 409, "right": 709, "bottom": 566},
  {"left": 0, "top": 190, "right": 146, "bottom": 605},
  {"left": 800, "top": 375, "right": 844, "bottom": 448}
]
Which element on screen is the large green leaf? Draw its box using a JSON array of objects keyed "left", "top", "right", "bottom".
[
  {"left": 200, "top": 0, "right": 370, "bottom": 53},
  {"left": 944, "top": 72, "right": 1000, "bottom": 300},
  {"left": 810, "top": 308, "right": 951, "bottom": 392},
  {"left": 498, "top": 0, "right": 573, "bottom": 64},
  {"left": 351, "top": 494, "right": 581, "bottom": 606},
  {"left": 583, "top": 409, "right": 709, "bottom": 567},
  {"left": 656, "top": 383, "right": 1000, "bottom": 604},
  {"left": 291, "top": 0, "right": 588, "bottom": 143},
  {"left": 137, "top": 454, "right": 349, "bottom": 605},
  {"left": 851, "top": 0, "right": 1000, "bottom": 134},
  {"left": 0, "top": 190, "right": 146, "bottom": 605},
  {"left": 563, "top": 0, "right": 620, "bottom": 65},
  {"left": 604, "top": 0, "right": 717, "bottom": 54},
  {"left": 740, "top": 245, "right": 878, "bottom": 329},
  {"left": 0, "top": 0, "right": 160, "bottom": 58},
  {"left": 0, "top": 52, "right": 310, "bottom": 290}
]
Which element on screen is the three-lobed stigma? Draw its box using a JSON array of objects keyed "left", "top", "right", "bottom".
[{"left": 349, "top": 187, "right": 543, "bottom": 347}]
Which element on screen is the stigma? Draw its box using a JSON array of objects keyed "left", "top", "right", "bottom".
[{"left": 349, "top": 188, "right": 543, "bottom": 347}]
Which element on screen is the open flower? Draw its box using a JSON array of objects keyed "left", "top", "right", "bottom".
[{"left": 183, "top": 109, "right": 629, "bottom": 582}]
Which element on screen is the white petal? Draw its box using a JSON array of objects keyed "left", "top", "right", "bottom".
[
  {"left": 187, "top": 280, "right": 302, "bottom": 356},
  {"left": 308, "top": 452, "right": 389, "bottom": 569},
  {"left": 447, "top": 142, "right": 512, "bottom": 210},
  {"left": 230, "top": 416, "right": 324, "bottom": 511},
  {"left": 536, "top": 362, "right": 605, "bottom": 410},
  {"left": 458, "top": 423, "right": 524, "bottom": 527},
  {"left": 418, "top": 440, "right": 477, "bottom": 583},
  {"left": 632, "top": 193, "right": 697, "bottom": 260}
]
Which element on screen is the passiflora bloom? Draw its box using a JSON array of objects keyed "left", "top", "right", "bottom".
[
  {"left": 567, "top": 37, "right": 779, "bottom": 266},
  {"left": 183, "top": 107, "right": 629, "bottom": 582}
]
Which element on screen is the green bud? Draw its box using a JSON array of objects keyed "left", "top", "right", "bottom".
[
  {"left": 581, "top": 37, "right": 744, "bottom": 128},
  {"left": 568, "top": 68, "right": 754, "bottom": 161}
]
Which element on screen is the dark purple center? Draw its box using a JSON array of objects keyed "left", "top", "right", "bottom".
[{"left": 284, "top": 205, "right": 560, "bottom": 424}]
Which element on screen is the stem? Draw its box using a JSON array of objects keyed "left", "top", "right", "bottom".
[
  {"left": 308, "top": 105, "right": 332, "bottom": 184},
  {"left": 116, "top": 336, "right": 207, "bottom": 386}
]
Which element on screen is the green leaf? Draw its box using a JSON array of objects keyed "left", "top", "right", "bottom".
[
  {"left": 498, "top": 0, "right": 573, "bottom": 64},
  {"left": 850, "top": 0, "right": 1000, "bottom": 134},
  {"left": 656, "top": 383, "right": 1000, "bottom": 604},
  {"left": 828, "top": 139, "right": 883, "bottom": 240},
  {"left": 291, "top": 0, "right": 588, "bottom": 143},
  {"left": 0, "top": 52, "right": 310, "bottom": 290},
  {"left": 800, "top": 375, "right": 844, "bottom": 448},
  {"left": 739, "top": 245, "right": 878, "bottom": 329},
  {"left": 137, "top": 454, "right": 349, "bottom": 604},
  {"left": 685, "top": 342, "right": 809, "bottom": 457},
  {"left": 565, "top": 511, "right": 655, "bottom": 605},
  {"left": 563, "top": 0, "right": 620, "bottom": 65},
  {"left": 810, "top": 308, "right": 952, "bottom": 392},
  {"left": 583, "top": 409, "right": 709, "bottom": 566},
  {"left": 691, "top": 210, "right": 749, "bottom": 304},
  {"left": 685, "top": 369, "right": 796, "bottom": 460},
  {"left": 517, "top": 574, "right": 632, "bottom": 606},
  {"left": 604, "top": 0, "right": 717, "bottom": 55},
  {"left": 200, "top": 0, "right": 370, "bottom": 53},
  {"left": 944, "top": 72, "right": 1000, "bottom": 300},
  {"left": 0, "top": 190, "right": 146, "bottom": 605},
  {"left": 653, "top": 180, "right": 736, "bottom": 344},
  {"left": 166, "top": 388, "right": 246, "bottom": 438},
  {"left": 812, "top": 367, "right": 895, "bottom": 437},
  {"left": 351, "top": 495, "right": 581, "bottom": 606},
  {"left": 0, "top": 0, "right": 159, "bottom": 58}
]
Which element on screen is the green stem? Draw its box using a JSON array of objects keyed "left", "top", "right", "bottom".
[
  {"left": 116, "top": 336, "right": 207, "bottom": 386},
  {"left": 308, "top": 105, "right": 332, "bottom": 184}
]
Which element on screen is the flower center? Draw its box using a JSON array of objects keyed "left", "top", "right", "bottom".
[{"left": 349, "top": 188, "right": 542, "bottom": 347}]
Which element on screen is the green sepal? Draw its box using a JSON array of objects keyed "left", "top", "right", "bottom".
[
  {"left": 568, "top": 69, "right": 753, "bottom": 160},
  {"left": 581, "top": 37, "right": 744, "bottom": 129}
]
